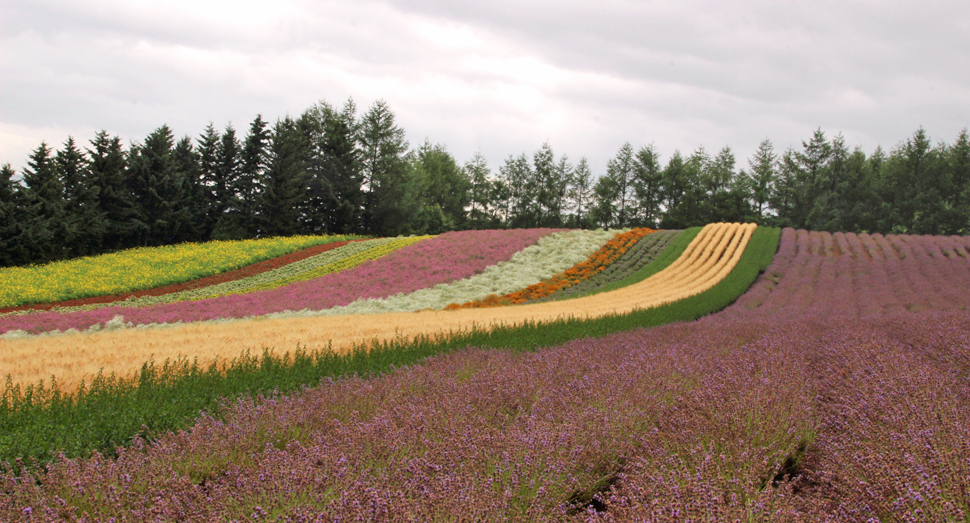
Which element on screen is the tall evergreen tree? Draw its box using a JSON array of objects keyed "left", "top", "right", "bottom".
[
  {"left": 358, "top": 100, "right": 414, "bottom": 236},
  {"left": 20, "top": 141, "right": 67, "bottom": 262},
  {"left": 632, "top": 144, "right": 663, "bottom": 227},
  {"left": 0, "top": 164, "right": 29, "bottom": 266},
  {"left": 56, "top": 136, "right": 107, "bottom": 256},
  {"left": 745, "top": 139, "right": 776, "bottom": 220},
  {"left": 127, "top": 125, "right": 187, "bottom": 246},
  {"left": 947, "top": 129, "right": 970, "bottom": 234},
  {"left": 568, "top": 157, "right": 594, "bottom": 229},
  {"left": 501, "top": 153, "right": 536, "bottom": 228},
  {"left": 551, "top": 154, "right": 574, "bottom": 228},
  {"left": 600, "top": 142, "right": 637, "bottom": 227},
  {"left": 258, "top": 117, "right": 308, "bottom": 237},
  {"left": 465, "top": 151, "right": 495, "bottom": 229},
  {"left": 195, "top": 123, "right": 222, "bottom": 238},
  {"left": 173, "top": 136, "right": 206, "bottom": 242},
  {"left": 221, "top": 115, "right": 270, "bottom": 239},
  {"left": 87, "top": 131, "right": 135, "bottom": 251}
]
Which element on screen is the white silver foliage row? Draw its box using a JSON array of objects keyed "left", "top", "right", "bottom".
[{"left": 315, "top": 229, "right": 622, "bottom": 316}]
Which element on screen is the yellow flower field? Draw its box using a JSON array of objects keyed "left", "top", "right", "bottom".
[{"left": 0, "top": 235, "right": 349, "bottom": 308}]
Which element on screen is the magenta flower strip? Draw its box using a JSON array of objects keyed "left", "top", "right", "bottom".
[{"left": 0, "top": 229, "right": 563, "bottom": 335}]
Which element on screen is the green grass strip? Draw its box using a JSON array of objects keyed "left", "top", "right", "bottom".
[{"left": 0, "top": 226, "right": 780, "bottom": 473}]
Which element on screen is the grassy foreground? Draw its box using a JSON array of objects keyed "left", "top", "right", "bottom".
[{"left": 0, "top": 226, "right": 779, "bottom": 471}]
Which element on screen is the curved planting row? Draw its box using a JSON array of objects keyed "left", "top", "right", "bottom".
[
  {"left": 0, "top": 223, "right": 754, "bottom": 393},
  {"left": 312, "top": 228, "right": 619, "bottom": 316},
  {"left": 0, "top": 238, "right": 367, "bottom": 315},
  {"left": 447, "top": 228, "right": 656, "bottom": 309},
  {"left": 0, "top": 235, "right": 353, "bottom": 309},
  {"left": 527, "top": 228, "right": 681, "bottom": 303},
  {"left": 0, "top": 229, "right": 558, "bottom": 336}
]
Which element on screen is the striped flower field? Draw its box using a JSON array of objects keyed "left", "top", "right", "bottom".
[{"left": 2, "top": 224, "right": 969, "bottom": 521}]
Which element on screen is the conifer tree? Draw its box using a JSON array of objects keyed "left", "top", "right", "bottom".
[
  {"left": 632, "top": 144, "right": 663, "bottom": 228},
  {"left": 56, "top": 136, "right": 106, "bottom": 256},
  {"left": 258, "top": 117, "right": 308, "bottom": 237},
  {"left": 87, "top": 131, "right": 135, "bottom": 251},
  {"left": 568, "top": 157, "right": 593, "bottom": 228},
  {"left": 358, "top": 100, "right": 414, "bottom": 235},
  {"left": 0, "top": 164, "right": 29, "bottom": 266},
  {"left": 465, "top": 152, "right": 495, "bottom": 229},
  {"left": 20, "top": 142, "right": 67, "bottom": 262},
  {"left": 127, "top": 125, "right": 186, "bottom": 246}
]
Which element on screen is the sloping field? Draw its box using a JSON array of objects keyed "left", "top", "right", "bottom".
[
  {"left": 0, "top": 229, "right": 558, "bottom": 334},
  {"left": 0, "top": 235, "right": 355, "bottom": 309},
  {"left": 722, "top": 228, "right": 970, "bottom": 319},
  {"left": 0, "top": 223, "right": 753, "bottom": 393},
  {"left": 7, "top": 226, "right": 970, "bottom": 521}
]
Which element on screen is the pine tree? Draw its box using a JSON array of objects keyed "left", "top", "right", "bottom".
[
  {"left": 173, "top": 136, "right": 205, "bottom": 242},
  {"left": 0, "top": 164, "right": 29, "bottom": 266},
  {"left": 56, "top": 136, "right": 106, "bottom": 257},
  {"left": 216, "top": 115, "right": 270, "bottom": 239},
  {"left": 947, "top": 129, "right": 970, "bottom": 234},
  {"left": 196, "top": 123, "right": 222, "bottom": 238},
  {"left": 568, "top": 157, "right": 593, "bottom": 228},
  {"left": 465, "top": 151, "right": 495, "bottom": 229},
  {"left": 603, "top": 142, "right": 637, "bottom": 227},
  {"left": 745, "top": 139, "right": 776, "bottom": 220},
  {"left": 87, "top": 131, "right": 135, "bottom": 251},
  {"left": 258, "top": 117, "right": 308, "bottom": 237},
  {"left": 358, "top": 100, "right": 413, "bottom": 235},
  {"left": 632, "top": 144, "right": 663, "bottom": 228},
  {"left": 21, "top": 141, "right": 67, "bottom": 262},
  {"left": 127, "top": 125, "right": 186, "bottom": 246}
]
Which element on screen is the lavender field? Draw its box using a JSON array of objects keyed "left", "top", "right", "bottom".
[{"left": 3, "top": 228, "right": 969, "bottom": 521}]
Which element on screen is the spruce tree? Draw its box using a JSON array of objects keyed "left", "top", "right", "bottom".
[
  {"left": 173, "top": 136, "right": 205, "bottom": 242},
  {"left": 21, "top": 141, "right": 67, "bottom": 262},
  {"left": 568, "top": 157, "right": 593, "bottom": 229},
  {"left": 87, "top": 131, "right": 135, "bottom": 251},
  {"left": 127, "top": 125, "right": 186, "bottom": 246},
  {"left": 57, "top": 136, "right": 107, "bottom": 256},
  {"left": 745, "top": 139, "right": 777, "bottom": 220},
  {"left": 227, "top": 115, "right": 270, "bottom": 239},
  {"left": 258, "top": 117, "right": 308, "bottom": 237},
  {"left": 632, "top": 144, "right": 663, "bottom": 228},
  {"left": 0, "top": 164, "right": 29, "bottom": 266}
]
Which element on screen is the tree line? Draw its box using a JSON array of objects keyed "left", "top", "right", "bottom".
[{"left": 1, "top": 97, "right": 968, "bottom": 268}]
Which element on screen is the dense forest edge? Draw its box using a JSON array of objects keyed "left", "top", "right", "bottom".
[{"left": 1, "top": 96, "right": 968, "bottom": 268}]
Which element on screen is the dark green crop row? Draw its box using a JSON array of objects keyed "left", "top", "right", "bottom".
[
  {"left": 0, "top": 226, "right": 779, "bottom": 472},
  {"left": 529, "top": 228, "right": 683, "bottom": 303}
]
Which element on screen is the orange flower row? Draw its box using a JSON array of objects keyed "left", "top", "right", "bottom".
[{"left": 444, "top": 228, "right": 656, "bottom": 310}]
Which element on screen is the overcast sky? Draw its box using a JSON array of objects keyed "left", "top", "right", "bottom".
[{"left": 2, "top": 0, "right": 968, "bottom": 180}]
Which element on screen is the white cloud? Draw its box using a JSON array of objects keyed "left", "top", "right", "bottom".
[{"left": 1, "top": 0, "right": 968, "bottom": 177}]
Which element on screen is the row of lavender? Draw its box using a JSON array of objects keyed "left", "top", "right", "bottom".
[
  {"left": 5, "top": 312, "right": 966, "bottom": 520},
  {"left": 3, "top": 228, "right": 969, "bottom": 521},
  {"left": 723, "top": 228, "right": 970, "bottom": 319}
]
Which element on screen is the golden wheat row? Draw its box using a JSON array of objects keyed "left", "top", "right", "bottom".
[{"left": 0, "top": 223, "right": 755, "bottom": 392}]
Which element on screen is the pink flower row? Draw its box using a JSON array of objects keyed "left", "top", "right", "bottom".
[{"left": 1, "top": 229, "right": 563, "bottom": 335}]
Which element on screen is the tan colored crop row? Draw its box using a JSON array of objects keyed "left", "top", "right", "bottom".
[{"left": 0, "top": 223, "right": 755, "bottom": 393}]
